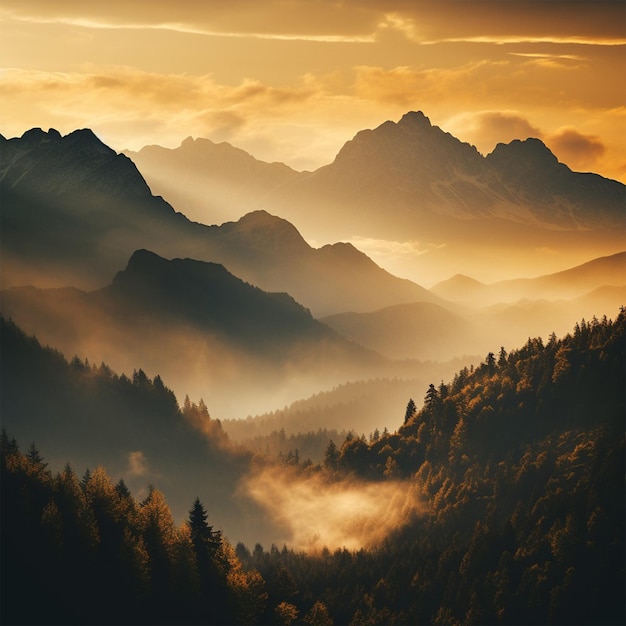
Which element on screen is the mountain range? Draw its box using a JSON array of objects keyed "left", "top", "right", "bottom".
[
  {"left": 124, "top": 136, "right": 300, "bottom": 225},
  {"left": 0, "top": 250, "right": 389, "bottom": 417},
  {"left": 127, "top": 112, "right": 625, "bottom": 235},
  {"left": 125, "top": 112, "right": 625, "bottom": 272},
  {"left": 2, "top": 114, "right": 623, "bottom": 412},
  {"left": 431, "top": 251, "right": 626, "bottom": 305},
  {"left": 322, "top": 252, "right": 625, "bottom": 361},
  {"left": 0, "top": 128, "right": 437, "bottom": 317}
]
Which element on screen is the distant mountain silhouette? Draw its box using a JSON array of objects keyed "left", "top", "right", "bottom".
[
  {"left": 431, "top": 251, "right": 626, "bottom": 305},
  {"left": 124, "top": 137, "right": 299, "bottom": 224},
  {"left": 0, "top": 250, "right": 386, "bottom": 417},
  {"left": 269, "top": 111, "right": 625, "bottom": 238},
  {"left": 124, "top": 112, "right": 625, "bottom": 240},
  {"left": 428, "top": 274, "right": 490, "bottom": 304},
  {"left": 322, "top": 302, "right": 477, "bottom": 361},
  {"left": 0, "top": 128, "right": 437, "bottom": 316},
  {"left": 321, "top": 252, "right": 626, "bottom": 360}
]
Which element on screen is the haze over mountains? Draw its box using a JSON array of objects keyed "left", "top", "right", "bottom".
[
  {"left": 431, "top": 251, "right": 626, "bottom": 305},
  {"left": 1, "top": 107, "right": 625, "bottom": 625},
  {"left": 321, "top": 252, "right": 626, "bottom": 362},
  {"left": 0, "top": 128, "right": 436, "bottom": 317},
  {"left": 0, "top": 250, "right": 394, "bottom": 417},
  {"left": 125, "top": 111, "right": 626, "bottom": 283},
  {"left": 124, "top": 137, "right": 300, "bottom": 225},
  {"left": 2, "top": 113, "right": 624, "bottom": 417},
  {"left": 0, "top": 316, "right": 281, "bottom": 547}
]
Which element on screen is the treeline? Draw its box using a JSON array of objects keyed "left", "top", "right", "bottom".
[
  {"left": 238, "top": 312, "right": 625, "bottom": 625},
  {"left": 232, "top": 427, "right": 349, "bottom": 465},
  {"left": 0, "top": 315, "right": 256, "bottom": 531},
  {"left": 2, "top": 312, "right": 624, "bottom": 624},
  {"left": 0, "top": 436, "right": 268, "bottom": 625}
]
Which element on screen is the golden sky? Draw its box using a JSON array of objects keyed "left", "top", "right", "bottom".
[{"left": 1, "top": 0, "right": 625, "bottom": 180}]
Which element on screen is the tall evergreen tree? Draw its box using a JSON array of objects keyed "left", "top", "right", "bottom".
[{"left": 404, "top": 398, "right": 417, "bottom": 423}]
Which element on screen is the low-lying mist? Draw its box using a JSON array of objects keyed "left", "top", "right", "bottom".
[{"left": 241, "top": 464, "right": 423, "bottom": 552}]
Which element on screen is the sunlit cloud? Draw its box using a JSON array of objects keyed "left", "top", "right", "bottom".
[
  {"left": 2, "top": 1, "right": 624, "bottom": 44},
  {"left": 445, "top": 110, "right": 543, "bottom": 155},
  {"left": 0, "top": 66, "right": 326, "bottom": 154},
  {"left": 0, "top": 2, "right": 378, "bottom": 42},
  {"left": 241, "top": 465, "right": 423, "bottom": 551},
  {"left": 508, "top": 52, "right": 583, "bottom": 61},
  {"left": 425, "top": 35, "right": 626, "bottom": 46},
  {"left": 348, "top": 236, "right": 440, "bottom": 259}
]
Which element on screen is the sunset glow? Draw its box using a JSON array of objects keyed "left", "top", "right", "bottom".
[{"left": 1, "top": 0, "right": 624, "bottom": 179}]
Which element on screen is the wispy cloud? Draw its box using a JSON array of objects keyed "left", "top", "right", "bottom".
[{"left": 2, "top": 1, "right": 624, "bottom": 44}]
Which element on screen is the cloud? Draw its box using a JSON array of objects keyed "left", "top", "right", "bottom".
[
  {"left": 0, "top": 66, "right": 325, "bottom": 152},
  {"left": 445, "top": 110, "right": 543, "bottom": 155},
  {"left": 377, "top": 1, "right": 626, "bottom": 45},
  {"left": 127, "top": 450, "right": 149, "bottom": 476},
  {"left": 546, "top": 128, "right": 606, "bottom": 172},
  {"left": 348, "top": 236, "right": 440, "bottom": 260},
  {"left": 241, "top": 464, "right": 423, "bottom": 551},
  {"left": 353, "top": 61, "right": 506, "bottom": 107},
  {"left": 1, "top": 1, "right": 624, "bottom": 44}
]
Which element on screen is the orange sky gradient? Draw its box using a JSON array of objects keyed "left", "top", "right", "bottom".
[{"left": 1, "top": 0, "right": 625, "bottom": 182}]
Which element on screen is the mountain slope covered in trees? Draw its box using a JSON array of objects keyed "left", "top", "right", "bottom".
[
  {"left": 1, "top": 309, "right": 623, "bottom": 624},
  {"left": 239, "top": 311, "right": 625, "bottom": 625},
  {"left": 0, "top": 316, "right": 281, "bottom": 545},
  {"left": 0, "top": 437, "right": 268, "bottom": 625}
]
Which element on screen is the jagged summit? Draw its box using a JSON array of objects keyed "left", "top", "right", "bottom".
[
  {"left": 398, "top": 110, "right": 432, "bottom": 127},
  {"left": 487, "top": 137, "right": 561, "bottom": 172},
  {"left": 331, "top": 110, "right": 483, "bottom": 176}
]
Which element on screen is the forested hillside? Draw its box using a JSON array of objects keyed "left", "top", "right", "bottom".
[
  {"left": 239, "top": 311, "right": 625, "bottom": 625},
  {"left": 2, "top": 312, "right": 623, "bottom": 625},
  {"left": 0, "top": 438, "right": 267, "bottom": 625},
  {"left": 0, "top": 316, "right": 281, "bottom": 546}
]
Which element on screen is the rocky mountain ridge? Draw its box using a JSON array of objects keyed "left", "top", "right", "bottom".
[{"left": 0, "top": 128, "right": 438, "bottom": 316}]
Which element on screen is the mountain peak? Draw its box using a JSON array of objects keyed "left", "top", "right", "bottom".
[
  {"left": 221, "top": 210, "right": 310, "bottom": 255},
  {"left": 398, "top": 110, "right": 432, "bottom": 128},
  {"left": 125, "top": 248, "right": 165, "bottom": 269},
  {"left": 488, "top": 137, "right": 560, "bottom": 170},
  {"left": 18, "top": 127, "right": 60, "bottom": 147},
  {"left": 63, "top": 128, "right": 116, "bottom": 156}
]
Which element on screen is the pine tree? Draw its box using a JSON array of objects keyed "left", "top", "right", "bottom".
[
  {"left": 188, "top": 497, "right": 228, "bottom": 623},
  {"left": 404, "top": 398, "right": 417, "bottom": 423},
  {"left": 324, "top": 440, "right": 339, "bottom": 470}
]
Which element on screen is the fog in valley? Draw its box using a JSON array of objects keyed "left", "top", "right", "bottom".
[{"left": 242, "top": 465, "right": 424, "bottom": 552}]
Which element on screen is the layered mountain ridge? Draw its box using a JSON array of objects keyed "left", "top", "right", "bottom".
[
  {"left": 123, "top": 137, "right": 299, "bottom": 224},
  {"left": 0, "top": 249, "right": 385, "bottom": 417},
  {"left": 432, "top": 251, "right": 626, "bottom": 304},
  {"left": 122, "top": 110, "right": 625, "bottom": 283},
  {"left": 0, "top": 128, "right": 438, "bottom": 316},
  {"left": 125, "top": 110, "right": 625, "bottom": 237}
]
